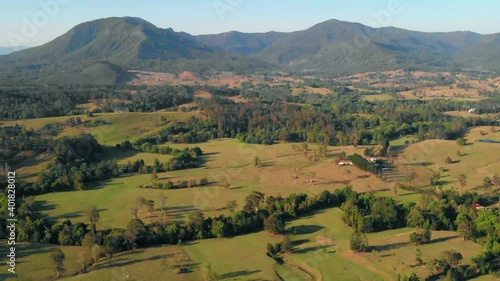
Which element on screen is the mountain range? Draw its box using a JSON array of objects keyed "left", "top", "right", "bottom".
[{"left": 1, "top": 17, "right": 500, "bottom": 84}]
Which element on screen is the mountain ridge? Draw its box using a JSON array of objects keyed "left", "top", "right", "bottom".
[
  {"left": 2, "top": 16, "right": 500, "bottom": 84},
  {"left": 0, "top": 17, "right": 272, "bottom": 84}
]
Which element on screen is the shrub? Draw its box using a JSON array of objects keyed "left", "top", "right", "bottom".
[{"left": 349, "top": 232, "right": 369, "bottom": 252}]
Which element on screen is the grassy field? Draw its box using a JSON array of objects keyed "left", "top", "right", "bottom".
[
  {"left": 396, "top": 127, "right": 500, "bottom": 192},
  {"left": 35, "top": 139, "right": 401, "bottom": 229},
  {"left": 53, "top": 208, "right": 487, "bottom": 281},
  {"left": 5, "top": 111, "right": 197, "bottom": 182},
  {"left": 3, "top": 206, "right": 488, "bottom": 281},
  {"left": 101, "top": 147, "right": 172, "bottom": 165},
  {"left": 283, "top": 209, "right": 388, "bottom": 281},
  {"left": 365, "top": 230, "right": 484, "bottom": 279},
  {"left": 182, "top": 232, "right": 284, "bottom": 280},
  {"left": 0, "top": 241, "right": 197, "bottom": 281},
  {"left": 0, "top": 111, "right": 197, "bottom": 145},
  {"left": 0, "top": 242, "right": 82, "bottom": 281},
  {"left": 9, "top": 121, "right": 498, "bottom": 280},
  {"left": 35, "top": 130, "right": 498, "bottom": 230},
  {"left": 69, "top": 245, "right": 196, "bottom": 281}
]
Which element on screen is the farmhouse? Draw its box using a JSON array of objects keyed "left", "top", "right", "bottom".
[
  {"left": 338, "top": 161, "right": 353, "bottom": 166},
  {"left": 473, "top": 203, "right": 484, "bottom": 210}
]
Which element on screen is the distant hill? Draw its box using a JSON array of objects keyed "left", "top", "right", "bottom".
[
  {"left": 0, "top": 17, "right": 272, "bottom": 84},
  {"left": 198, "top": 19, "right": 500, "bottom": 75},
  {"left": 196, "top": 31, "right": 285, "bottom": 55},
  {"left": 2, "top": 17, "right": 500, "bottom": 85},
  {"left": 0, "top": 46, "right": 28, "bottom": 55}
]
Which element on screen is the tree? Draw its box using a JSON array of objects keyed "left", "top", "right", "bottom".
[
  {"left": 281, "top": 236, "right": 292, "bottom": 253},
  {"left": 125, "top": 219, "right": 146, "bottom": 248},
  {"left": 308, "top": 171, "right": 317, "bottom": 186},
  {"left": 211, "top": 220, "right": 227, "bottom": 238},
  {"left": 483, "top": 177, "right": 494, "bottom": 192},
  {"left": 50, "top": 248, "right": 66, "bottom": 279},
  {"left": 147, "top": 200, "right": 155, "bottom": 217},
  {"left": 186, "top": 211, "right": 205, "bottom": 232},
  {"left": 254, "top": 156, "right": 261, "bottom": 167},
  {"left": 472, "top": 250, "right": 498, "bottom": 274},
  {"left": 430, "top": 172, "right": 441, "bottom": 186},
  {"left": 243, "top": 191, "right": 265, "bottom": 213},
  {"left": 445, "top": 157, "right": 453, "bottom": 164},
  {"left": 408, "top": 272, "right": 420, "bottom": 281},
  {"left": 136, "top": 196, "right": 147, "bottom": 209},
  {"left": 456, "top": 138, "right": 466, "bottom": 146},
  {"left": 458, "top": 174, "right": 467, "bottom": 193},
  {"left": 203, "top": 263, "right": 220, "bottom": 281},
  {"left": 427, "top": 258, "right": 445, "bottom": 275},
  {"left": 85, "top": 206, "right": 100, "bottom": 235},
  {"left": 493, "top": 174, "right": 500, "bottom": 188},
  {"left": 392, "top": 183, "right": 399, "bottom": 197},
  {"left": 226, "top": 200, "right": 238, "bottom": 213},
  {"left": 103, "top": 230, "right": 126, "bottom": 262},
  {"left": 151, "top": 166, "right": 158, "bottom": 181},
  {"left": 407, "top": 169, "right": 417, "bottom": 186},
  {"left": 264, "top": 214, "right": 285, "bottom": 234},
  {"left": 415, "top": 248, "right": 423, "bottom": 266},
  {"left": 440, "top": 250, "right": 463, "bottom": 270},
  {"left": 130, "top": 206, "right": 139, "bottom": 219},
  {"left": 407, "top": 207, "right": 425, "bottom": 228},
  {"left": 90, "top": 244, "right": 102, "bottom": 263},
  {"left": 410, "top": 228, "right": 431, "bottom": 245},
  {"left": 457, "top": 221, "right": 473, "bottom": 241},
  {"left": 160, "top": 196, "right": 167, "bottom": 221},
  {"left": 81, "top": 232, "right": 96, "bottom": 248},
  {"left": 77, "top": 249, "right": 91, "bottom": 271},
  {"left": 349, "top": 231, "right": 369, "bottom": 252}
]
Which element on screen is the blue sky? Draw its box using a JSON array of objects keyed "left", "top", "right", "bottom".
[{"left": 1, "top": 0, "right": 499, "bottom": 47}]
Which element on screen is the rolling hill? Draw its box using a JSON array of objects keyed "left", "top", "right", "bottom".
[
  {"left": 0, "top": 17, "right": 272, "bottom": 84},
  {"left": 197, "top": 19, "right": 500, "bottom": 75},
  {"left": 2, "top": 17, "right": 500, "bottom": 85}
]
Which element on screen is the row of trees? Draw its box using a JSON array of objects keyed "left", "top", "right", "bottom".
[
  {"left": 117, "top": 139, "right": 203, "bottom": 157},
  {"left": 139, "top": 177, "right": 209, "bottom": 190}
]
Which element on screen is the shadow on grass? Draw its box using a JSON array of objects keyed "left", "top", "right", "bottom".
[
  {"left": 428, "top": 235, "right": 458, "bottom": 244},
  {"left": 220, "top": 270, "right": 262, "bottom": 280},
  {"left": 370, "top": 241, "right": 410, "bottom": 252},
  {"left": 289, "top": 225, "right": 324, "bottom": 235},
  {"left": 291, "top": 239, "right": 309, "bottom": 247},
  {"left": 230, "top": 185, "right": 246, "bottom": 190},
  {"left": 52, "top": 210, "right": 83, "bottom": 220},
  {"left": 35, "top": 200, "right": 56, "bottom": 211},
  {"left": 164, "top": 205, "right": 197, "bottom": 219},
  {"left": 101, "top": 146, "right": 139, "bottom": 162},
  {"left": 260, "top": 161, "right": 276, "bottom": 168},
  {"left": 17, "top": 243, "right": 55, "bottom": 258},
  {"left": 293, "top": 245, "right": 331, "bottom": 254}
]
